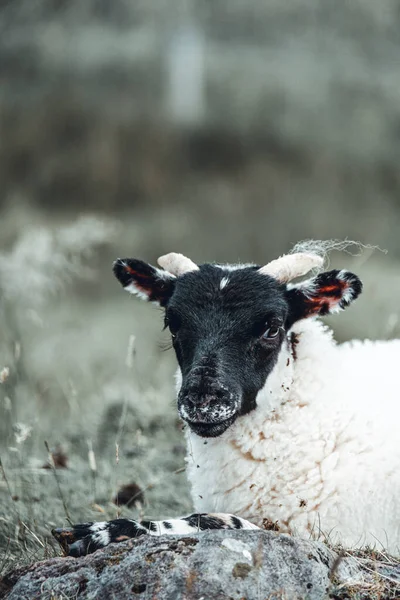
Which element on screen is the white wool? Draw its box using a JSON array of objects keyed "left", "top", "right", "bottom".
[{"left": 182, "top": 319, "right": 400, "bottom": 554}]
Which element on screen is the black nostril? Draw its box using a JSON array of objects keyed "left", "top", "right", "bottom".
[
  {"left": 185, "top": 393, "right": 212, "bottom": 408},
  {"left": 185, "top": 396, "right": 197, "bottom": 408},
  {"left": 213, "top": 388, "right": 227, "bottom": 400},
  {"left": 191, "top": 395, "right": 212, "bottom": 408}
]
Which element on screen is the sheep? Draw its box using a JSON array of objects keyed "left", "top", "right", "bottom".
[{"left": 53, "top": 246, "right": 400, "bottom": 557}]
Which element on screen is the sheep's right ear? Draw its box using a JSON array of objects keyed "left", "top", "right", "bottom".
[
  {"left": 113, "top": 258, "right": 175, "bottom": 306},
  {"left": 285, "top": 269, "right": 362, "bottom": 328}
]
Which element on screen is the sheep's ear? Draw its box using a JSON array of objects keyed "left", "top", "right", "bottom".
[
  {"left": 286, "top": 269, "right": 362, "bottom": 327},
  {"left": 113, "top": 258, "right": 175, "bottom": 306}
]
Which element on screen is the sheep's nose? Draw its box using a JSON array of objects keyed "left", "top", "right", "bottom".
[
  {"left": 183, "top": 385, "right": 232, "bottom": 415},
  {"left": 178, "top": 379, "right": 238, "bottom": 424},
  {"left": 185, "top": 394, "right": 213, "bottom": 409}
]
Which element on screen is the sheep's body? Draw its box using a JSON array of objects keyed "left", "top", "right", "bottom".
[
  {"left": 185, "top": 319, "right": 400, "bottom": 554},
  {"left": 54, "top": 250, "right": 400, "bottom": 558}
]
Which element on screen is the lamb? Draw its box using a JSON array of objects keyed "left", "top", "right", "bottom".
[{"left": 53, "top": 246, "right": 400, "bottom": 557}]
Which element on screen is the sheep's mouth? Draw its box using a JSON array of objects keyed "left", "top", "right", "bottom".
[{"left": 185, "top": 415, "right": 237, "bottom": 438}]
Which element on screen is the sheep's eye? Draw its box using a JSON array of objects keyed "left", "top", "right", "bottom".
[
  {"left": 262, "top": 325, "right": 281, "bottom": 340},
  {"left": 165, "top": 311, "right": 181, "bottom": 336}
]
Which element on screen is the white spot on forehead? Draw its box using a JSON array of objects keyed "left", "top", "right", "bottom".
[{"left": 220, "top": 276, "right": 229, "bottom": 290}]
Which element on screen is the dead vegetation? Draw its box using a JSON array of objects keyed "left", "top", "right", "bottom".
[
  {"left": 329, "top": 546, "right": 400, "bottom": 599},
  {"left": 0, "top": 215, "right": 191, "bottom": 576}
]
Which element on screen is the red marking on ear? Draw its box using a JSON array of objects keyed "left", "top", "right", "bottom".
[
  {"left": 304, "top": 280, "right": 348, "bottom": 314},
  {"left": 306, "top": 279, "right": 349, "bottom": 312},
  {"left": 121, "top": 263, "right": 160, "bottom": 298},
  {"left": 307, "top": 296, "right": 322, "bottom": 304},
  {"left": 123, "top": 264, "right": 153, "bottom": 281},
  {"left": 124, "top": 264, "right": 136, "bottom": 275},
  {"left": 318, "top": 280, "right": 347, "bottom": 297},
  {"left": 306, "top": 296, "right": 338, "bottom": 307},
  {"left": 287, "top": 270, "right": 360, "bottom": 325},
  {"left": 318, "top": 285, "right": 340, "bottom": 294}
]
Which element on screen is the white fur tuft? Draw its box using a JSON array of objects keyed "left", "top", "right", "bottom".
[
  {"left": 124, "top": 283, "right": 150, "bottom": 300},
  {"left": 215, "top": 263, "right": 255, "bottom": 271},
  {"left": 220, "top": 276, "right": 229, "bottom": 290}
]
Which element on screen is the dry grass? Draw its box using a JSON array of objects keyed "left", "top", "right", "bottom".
[
  {"left": 0, "top": 214, "right": 191, "bottom": 575},
  {"left": 330, "top": 546, "right": 400, "bottom": 599}
]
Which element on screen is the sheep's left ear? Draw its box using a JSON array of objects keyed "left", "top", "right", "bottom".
[
  {"left": 285, "top": 269, "right": 362, "bottom": 328},
  {"left": 113, "top": 258, "right": 175, "bottom": 306}
]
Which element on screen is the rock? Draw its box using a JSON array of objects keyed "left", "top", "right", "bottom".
[
  {"left": 2, "top": 530, "right": 399, "bottom": 599},
  {"left": 0, "top": 530, "right": 340, "bottom": 600}
]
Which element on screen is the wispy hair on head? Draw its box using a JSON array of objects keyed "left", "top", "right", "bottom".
[{"left": 289, "top": 239, "right": 387, "bottom": 275}]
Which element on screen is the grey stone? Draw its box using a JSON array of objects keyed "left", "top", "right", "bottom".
[{"left": 1, "top": 530, "right": 336, "bottom": 600}]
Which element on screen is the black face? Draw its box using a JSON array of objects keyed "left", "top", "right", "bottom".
[
  {"left": 113, "top": 257, "right": 362, "bottom": 438},
  {"left": 165, "top": 266, "right": 288, "bottom": 437}
]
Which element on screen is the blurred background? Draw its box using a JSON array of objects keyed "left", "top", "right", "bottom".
[{"left": 1, "top": 0, "right": 400, "bottom": 570}]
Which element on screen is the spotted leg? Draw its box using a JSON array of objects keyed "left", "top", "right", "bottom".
[{"left": 52, "top": 513, "right": 259, "bottom": 557}]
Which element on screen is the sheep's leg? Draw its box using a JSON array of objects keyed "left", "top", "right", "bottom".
[{"left": 52, "top": 513, "right": 259, "bottom": 557}]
